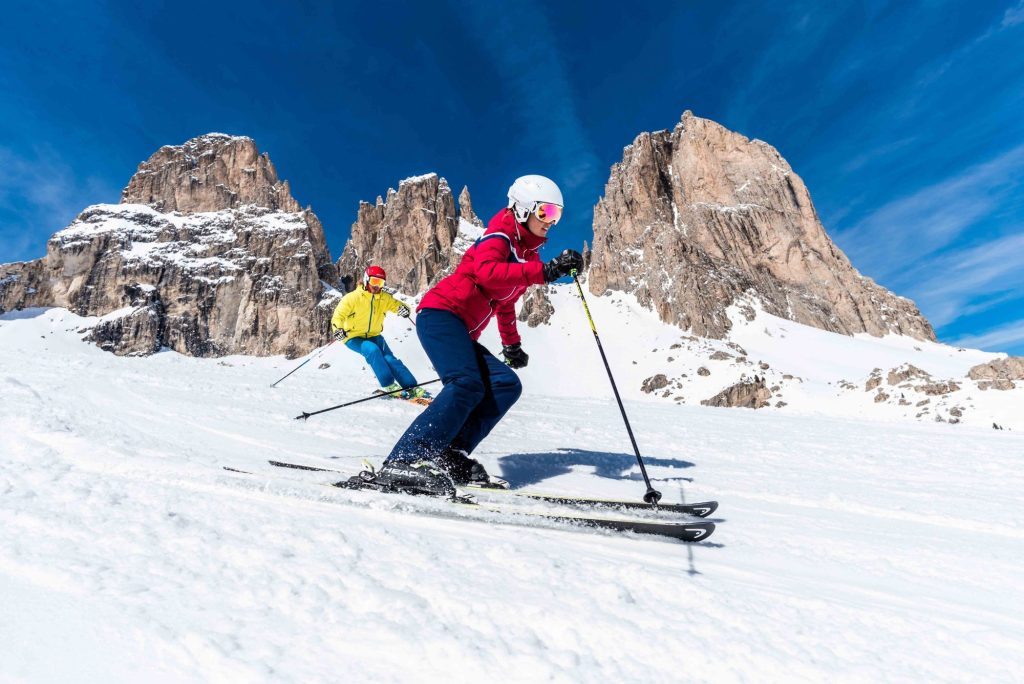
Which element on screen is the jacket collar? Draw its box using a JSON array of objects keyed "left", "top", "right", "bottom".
[{"left": 489, "top": 208, "right": 547, "bottom": 252}]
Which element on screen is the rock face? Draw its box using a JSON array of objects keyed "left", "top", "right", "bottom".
[
  {"left": 458, "top": 186, "right": 483, "bottom": 228},
  {"left": 0, "top": 134, "right": 336, "bottom": 357},
  {"left": 86, "top": 283, "right": 165, "bottom": 356},
  {"left": 336, "top": 174, "right": 469, "bottom": 296},
  {"left": 701, "top": 378, "right": 771, "bottom": 409},
  {"left": 589, "top": 111, "right": 936, "bottom": 341},
  {"left": 518, "top": 285, "right": 555, "bottom": 327}
]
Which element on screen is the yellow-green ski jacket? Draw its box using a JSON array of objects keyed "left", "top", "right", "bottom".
[{"left": 331, "top": 286, "right": 404, "bottom": 339}]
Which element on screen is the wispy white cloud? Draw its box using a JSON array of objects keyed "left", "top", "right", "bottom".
[
  {"left": 836, "top": 143, "right": 1024, "bottom": 282},
  {"left": 1002, "top": 0, "right": 1024, "bottom": 28},
  {"left": 840, "top": 137, "right": 919, "bottom": 174},
  {"left": 954, "top": 319, "right": 1024, "bottom": 353},
  {"left": 907, "top": 232, "right": 1024, "bottom": 328},
  {"left": 0, "top": 146, "right": 116, "bottom": 263},
  {"left": 447, "top": 0, "right": 601, "bottom": 191},
  {"left": 913, "top": 0, "right": 1024, "bottom": 91}
]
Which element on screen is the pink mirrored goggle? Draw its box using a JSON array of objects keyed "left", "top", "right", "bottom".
[{"left": 534, "top": 202, "right": 563, "bottom": 224}]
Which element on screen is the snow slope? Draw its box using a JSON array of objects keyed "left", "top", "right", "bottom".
[
  {"left": 494, "top": 284, "right": 1021, "bottom": 430},
  {"left": 2, "top": 300, "right": 1023, "bottom": 683}
]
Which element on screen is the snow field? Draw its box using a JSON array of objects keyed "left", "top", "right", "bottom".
[{"left": 2, "top": 305, "right": 1023, "bottom": 682}]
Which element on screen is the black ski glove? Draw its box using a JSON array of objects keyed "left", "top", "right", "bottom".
[
  {"left": 542, "top": 249, "right": 584, "bottom": 282},
  {"left": 333, "top": 328, "right": 347, "bottom": 342},
  {"left": 502, "top": 343, "right": 529, "bottom": 369},
  {"left": 396, "top": 304, "right": 411, "bottom": 318}
]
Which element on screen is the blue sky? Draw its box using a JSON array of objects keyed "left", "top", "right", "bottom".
[{"left": 2, "top": 0, "right": 1022, "bottom": 353}]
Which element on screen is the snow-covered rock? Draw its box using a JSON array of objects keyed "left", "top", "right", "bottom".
[{"left": 0, "top": 135, "right": 336, "bottom": 358}]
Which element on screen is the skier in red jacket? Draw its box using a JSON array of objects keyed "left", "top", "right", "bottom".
[{"left": 374, "top": 175, "right": 583, "bottom": 495}]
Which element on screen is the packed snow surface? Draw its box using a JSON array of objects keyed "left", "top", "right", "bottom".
[{"left": 2, "top": 301, "right": 1022, "bottom": 683}]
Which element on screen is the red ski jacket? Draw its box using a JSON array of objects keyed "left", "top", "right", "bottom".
[{"left": 418, "top": 208, "right": 546, "bottom": 345}]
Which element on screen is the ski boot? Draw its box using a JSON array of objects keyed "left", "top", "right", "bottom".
[
  {"left": 375, "top": 382, "right": 408, "bottom": 399},
  {"left": 408, "top": 385, "right": 432, "bottom": 400},
  {"left": 436, "top": 447, "right": 507, "bottom": 488},
  {"left": 371, "top": 458, "right": 455, "bottom": 497},
  {"left": 405, "top": 385, "right": 432, "bottom": 405}
]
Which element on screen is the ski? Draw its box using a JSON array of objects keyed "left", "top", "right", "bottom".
[
  {"left": 266, "top": 459, "right": 718, "bottom": 517},
  {"left": 331, "top": 470, "right": 715, "bottom": 542},
  {"left": 225, "top": 465, "right": 715, "bottom": 542},
  {"left": 463, "top": 484, "right": 718, "bottom": 518},
  {"left": 374, "top": 391, "right": 431, "bottom": 407}
]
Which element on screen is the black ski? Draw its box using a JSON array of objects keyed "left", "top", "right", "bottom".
[
  {"left": 464, "top": 484, "right": 718, "bottom": 518},
  {"left": 228, "top": 464, "right": 716, "bottom": 542},
  {"left": 267, "top": 459, "right": 718, "bottom": 518},
  {"left": 333, "top": 470, "right": 715, "bottom": 542}
]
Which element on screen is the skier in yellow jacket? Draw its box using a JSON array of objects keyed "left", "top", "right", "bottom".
[{"left": 331, "top": 265, "right": 430, "bottom": 400}]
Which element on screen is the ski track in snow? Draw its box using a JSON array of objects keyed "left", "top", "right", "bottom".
[{"left": 2, "top": 308, "right": 1023, "bottom": 682}]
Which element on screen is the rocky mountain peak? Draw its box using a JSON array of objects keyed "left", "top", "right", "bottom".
[
  {"left": 336, "top": 173, "right": 481, "bottom": 295},
  {"left": 458, "top": 185, "right": 483, "bottom": 227},
  {"left": 121, "top": 133, "right": 301, "bottom": 214},
  {"left": 588, "top": 110, "right": 935, "bottom": 341},
  {"left": 3, "top": 135, "right": 335, "bottom": 357}
]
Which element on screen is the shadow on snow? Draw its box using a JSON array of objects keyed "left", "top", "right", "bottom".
[{"left": 496, "top": 447, "right": 695, "bottom": 489}]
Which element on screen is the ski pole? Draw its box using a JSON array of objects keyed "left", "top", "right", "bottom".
[
  {"left": 295, "top": 378, "right": 441, "bottom": 421},
  {"left": 570, "top": 270, "right": 662, "bottom": 505},
  {"left": 271, "top": 339, "right": 337, "bottom": 388}
]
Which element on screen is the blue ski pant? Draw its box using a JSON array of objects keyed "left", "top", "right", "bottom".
[
  {"left": 345, "top": 335, "right": 417, "bottom": 389},
  {"left": 387, "top": 308, "right": 522, "bottom": 464}
]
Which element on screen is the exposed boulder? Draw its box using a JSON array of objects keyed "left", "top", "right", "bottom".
[
  {"left": 968, "top": 357, "right": 1024, "bottom": 390},
  {"left": 641, "top": 374, "right": 671, "bottom": 393},
  {"left": 978, "top": 379, "right": 1016, "bottom": 391},
  {"left": 887, "top": 364, "right": 932, "bottom": 386},
  {"left": 701, "top": 378, "right": 771, "bottom": 409},
  {"left": 917, "top": 381, "right": 960, "bottom": 396}
]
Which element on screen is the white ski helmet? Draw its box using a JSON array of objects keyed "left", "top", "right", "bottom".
[{"left": 507, "top": 174, "right": 563, "bottom": 223}]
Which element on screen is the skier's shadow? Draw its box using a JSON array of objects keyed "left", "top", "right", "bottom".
[{"left": 495, "top": 448, "right": 695, "bottom": 489}]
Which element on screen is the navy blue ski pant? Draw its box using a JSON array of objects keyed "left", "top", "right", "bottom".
[{"left": 387, "top": 308, "right": 522, "bottom": 464}]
